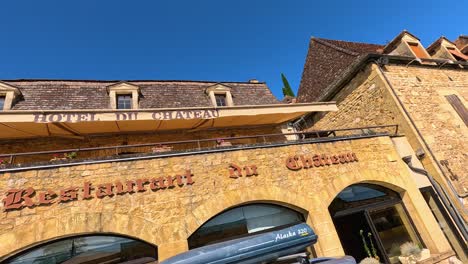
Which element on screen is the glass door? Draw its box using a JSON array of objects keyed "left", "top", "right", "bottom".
[{"left": 368, "top": 204, "right": 422, "bottom": 264}]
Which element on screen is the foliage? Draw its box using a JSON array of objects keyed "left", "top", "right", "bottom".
[
  {"left": 65, "top": 152, "right": 77, "bottom": 159},
  {"left": 281, "top": 73, "right": 295, "bottom": 97},
  {"left": 360, "top": 230, "right": 372, "bottom": 258},
  {"left": 400, "top": 241, "right": 421, "bottom": 257},
  {"left": 368, "top": 232, "right": 379, "bottom": 260},
  {"left": 359, "top": 257, "right": 380, "bottom": 264}
]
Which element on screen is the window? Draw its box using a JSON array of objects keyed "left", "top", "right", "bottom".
[
  {"left": 445, "top": 94, "right": 468, "bottom": 126},
  {"left": 0, "top": 96, "right": 5, "bottom": 110},
  {"left": 329, "top": 184, "right": 422, "bottom": 264},
  {"left": 4, "top": 235, "right": 158, "bottom": 264},
  {"left": 215, "top": 94, "right": 227, "bottom": 107},
  {"left": 117, "top": 94, "right": 132, "bottom": 109},
  {"left": 408, "top": 42, "right": 429, "bottom": 58},
  {"left": 188, "top": 203, "right": 304, "bottom": 249}
]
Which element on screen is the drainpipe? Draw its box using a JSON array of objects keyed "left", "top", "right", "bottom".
[
  {"left": 375, "top": 64, "right": 468, "bottom": 209},
  {"left": 402, "top": 155, "right": 468, "bottom": 242}
]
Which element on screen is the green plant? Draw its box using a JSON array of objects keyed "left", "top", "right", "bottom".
[
  {"left": 360, "top": 230, "right": 372, "bottom": 258},
  {"left": 368, "top": 232, "right": 379, "bottom": 261},
  {"left": 400, "top": 241, "right": 421, "bottom": 257},
  {"left": 281, "top": 73, "right": 295, "bottom": 97},
  {"left": 359, "top": 257, "right": 380, "bottom": 264},
  {"left": 65, "top": 152, "right": 77, "bottom": 159}
]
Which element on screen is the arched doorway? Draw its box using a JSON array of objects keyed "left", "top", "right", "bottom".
[
  {"left": 329, "top": 183, "right": 422, "bottom": 264},
  {"left": 188, "top": 203, "right": 305, "bottom": 249},
  {"left": 3, "top": 234, "right": 158, "bottom": 264}
]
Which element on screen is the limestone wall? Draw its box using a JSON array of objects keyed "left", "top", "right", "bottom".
[
  {"left": 0, "top": 136, "right": 451, "bottom": 261},
  {"left": 310, "top": 63, "right": 467, "bottom": 211},
  {"left": 382, "top": 65, "right": 468, "bottom": 198}
]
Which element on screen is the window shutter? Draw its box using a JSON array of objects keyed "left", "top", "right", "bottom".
[{"left": 445, "top": 94, "right": 468, "bottom": 126}]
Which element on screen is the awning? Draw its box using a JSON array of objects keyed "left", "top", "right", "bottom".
[{"left": 0, "top": 103, "right": 337, "bottom": 139}]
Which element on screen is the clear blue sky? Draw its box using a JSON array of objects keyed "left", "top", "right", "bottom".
[{"left": 0, "top": 0, "right": 465, "bottom": 100}]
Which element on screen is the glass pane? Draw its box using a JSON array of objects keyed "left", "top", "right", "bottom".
[
  {"left": 0, "top": 96, "right": 5, "bottom": 110},
  {"left": 117, "top": 95, "right": 132, "bottom": 109},
  {"left": 243, "top": 204, "right": 303, "bottom": 233},
  {"left": 329, "top": 184, "right": 399, "bottom": 214},
  {"left": 5, "top": 235, "right": 157, "bottom": 264},
  {"left": 188, "top": 204, "right": 304, "bottom": 249},
  {"left": 421, "top": 189, "right": 468, "bottom": 262},
  {"left": 215, "top": 95, "right": 226, "bottom": 106},
  {"left": 370, "top": 204, "right": 421, "bottom": 264}
]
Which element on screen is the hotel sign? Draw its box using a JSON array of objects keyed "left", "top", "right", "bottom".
[{"left": 31, "top": 109, "right": 220, "bottom": 123}]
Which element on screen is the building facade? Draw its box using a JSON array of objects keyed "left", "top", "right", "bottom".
[
  {"left": 297, "top": 31, "right": 468, "bottom": 262},
  {"left": 0, "top": 76, "right": 459, "bottom": 263}
]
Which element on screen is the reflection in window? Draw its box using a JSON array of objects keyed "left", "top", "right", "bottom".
[
  {"left": 330, "top": 184, "right": 400, "bottom": 214},
  {"left": 370, "top": 204, "right": 421, "bottom": 264},
  {"left": 0, "top": 96, "right": 5, "bottom": 110},
  {"left": 214, "top": 94, "right": 227, "bottom": 107},
  {"left": 188, "top": 204, "right": 304, "bottom": 249},
  {"left": 117, "top": 94, "right": 132, "bottom": 109},
  {"left": 5, "top": 235, "right": 157, "bottom": 264}
]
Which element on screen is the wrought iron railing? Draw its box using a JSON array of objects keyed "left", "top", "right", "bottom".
[{"left": 0, "top": 125, "right": 398, "bottom": 171}]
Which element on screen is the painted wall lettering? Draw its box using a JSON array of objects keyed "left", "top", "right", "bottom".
[
  {"left": 32, "top": 109, "right": 219, "bottom": 123},
  {"left": 286, "top": 152, "right": 358, "bottom": 171},
  {"left": 2, "top": 170, "right": 194, "bottom": 211}
]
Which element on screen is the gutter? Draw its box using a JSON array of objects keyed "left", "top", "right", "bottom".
[{"left": 402, "top": 156, "right": 468, "bottom": 242}]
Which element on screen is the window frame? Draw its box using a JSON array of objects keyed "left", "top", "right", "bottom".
[
  {"left": 3, "top": 234, "right": 158, "bottom": 264},
  {"left": 0, "top": 95, "right": 5, "bottom": 111},
  {"left": 214, "top": 93, "right": 227, "bottom": 107},
  {"left": 188, "top": 203, "right": 305, "bottom": 249},
  {"left": 116, "top": 94, "right": 133, "bottom": 110}
]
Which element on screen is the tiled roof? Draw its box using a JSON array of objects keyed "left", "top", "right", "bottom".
[
  {"left": 454, "top": 35, "right": 468, "bottom": 55},
  {"left": 297, "top": 38, "right": 383, "bottom": 102},
  {"left": 2, "top": 80, "right": 280, "bottom": 110}
]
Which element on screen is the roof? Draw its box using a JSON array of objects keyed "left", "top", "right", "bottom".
[
  {"left": 1, "top": 79, "right": 280, "bottom": 110},
  {"left": 454, "top": 35, "right": 468, "bottom": 55},
  {"left": 426, "top": 36, "right": 457, "bottom": 53},
  {"left": 297, "top": 38, "right": 383, "bottom": 102},
  {"left": 382, "top": 30, "right": 420, "bottom": 54}
]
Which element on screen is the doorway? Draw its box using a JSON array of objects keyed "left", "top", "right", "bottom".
[{"left": 329, "top": 184, "right": 423, "bottom": 264}]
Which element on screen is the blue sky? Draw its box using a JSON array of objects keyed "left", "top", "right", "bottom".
[{"left": 0, "top": 1, "right": 465, "bottom": 100}]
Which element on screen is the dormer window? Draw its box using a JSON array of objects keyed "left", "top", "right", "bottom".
[
  {"left": 215, "top": 94, "right": 227, "bottom": 107},
  {"left": 0, "top": 96, "right": 5, "bottom": 111},
  {"left": 0, "top": 82, "right": 21, "bottom": 110},
  {"left": 117, "top": 94, "right": 132, "bottom": 109},
  {"left": 107, "top": 82, "right": 140, "bottom": 110},
  {"left": 205, "top": 84, "right": 234, "bottom": 107}
]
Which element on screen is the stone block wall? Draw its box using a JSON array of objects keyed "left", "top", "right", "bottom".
[
  {"left": 309, "top": 63, "right": 467, "bottom": 210},
  {"left": 0, "top": 136, "right": 451, "bottom": 261},
  {"left": 382, "top": 65, "right": 468, "bottom": 198}
]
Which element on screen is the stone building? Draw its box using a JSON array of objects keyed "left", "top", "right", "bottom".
[
  {"left": 297, "top": 30, "right": 468, "bottom": 262},
  {"left": 0, "top": 77, "right": 458, "bottom": 263}
]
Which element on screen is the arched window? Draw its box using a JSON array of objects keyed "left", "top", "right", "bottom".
[
  {"left": 329, "top": 183, "right": 400, "bottom": 215},
  {"left": 328, "top": 184, "right": 422, "bottom": 264},
  {"left": 4, "top": 235, "right": 157, "bottom": 264},
  {"left": 188, "top": 203, "right": 305, "bottom": 249}
]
